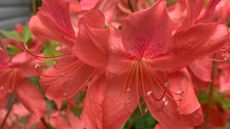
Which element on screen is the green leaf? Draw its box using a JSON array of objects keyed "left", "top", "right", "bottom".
[
  {"left": 22, "top": 26, "right": 32, "bottom": 44},
  {"left": 149, "top": 0, "right": 155, "bottom": 4},
  {"left": 122, "top": 106, "right": 157, "bottom": 129},
  {"left": 42, "top": 41, "right": 61, "bottom": 66},
  {"left": 6, "top": 45, "right": 20, "bottom": 56},
  {"left": 0, "top": 30, "right": 20, "bottom": 41},
  {"left": 217, "top": 96, "right": 230, "bottom": 113},
  {"left": 197, "top": 91, "right": 209, "bottom": 104}
]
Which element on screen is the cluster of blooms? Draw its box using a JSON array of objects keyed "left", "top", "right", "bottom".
[{"left": 1, "top": 0, "right": 230, "bottom": 129}]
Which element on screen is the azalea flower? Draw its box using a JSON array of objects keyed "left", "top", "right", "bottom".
[
  {"left": 0, "top": 47, "right": 46, "bottom": 118},
  {"left": 219, "top": 56, "right": 230, "bottom": 93},
  {"left": 80, "top": 0, "right": 229, "bottom": 129},
  {"left": 29, "top": 0, "right": 109, "bottom": 108},
  {"left": 0, "top": 103, "right": 30, "bottom": 129}
]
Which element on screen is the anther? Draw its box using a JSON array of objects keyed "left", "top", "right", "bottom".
[
  {"left": 176, "top": 90, "right": 184, "bottom": 95},
  {"left": 34, "top": 63, "right": 41, "bottom": 69},
  {"left": 144, "top": 108, "right": 148, "bottom": 113},
  {"left": 164, "top": 100, "right": 169, "bottom": 106},
  {"left": 146, "top": 91, "right": 152, "bottom": 96},
  {"left": 164, "top": 82, "right": 168, "bottom": 87}
]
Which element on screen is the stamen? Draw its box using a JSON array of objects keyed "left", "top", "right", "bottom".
[
  {"left": 44, "top": 62, "right": 84, "bottom": 87},
  {"left": 34, "top": 63, "right": 44, "bottom": 74},
  {"left": 135, "top": 63, "right": 145, "bottom": 115},
  {"left": 164, "top": 100, "right": 169, "bottom": 106},
  {"left": 42, "top": 60, "right": 82, "bottom": 78},
  {"left": 146, "top": 91, "right": 152, "bottom": 97},
  {"left": 144, "top": 62, "right": 182, "bottom": 102},
  {"left": 123, "top": 63, "right": 136, "bottom": 92},
  {"left": 164, "top": 81, "right": 168, "bottom": 87},
  {"left": 21, "top": 41, "right": 71, "bottom": 60}
]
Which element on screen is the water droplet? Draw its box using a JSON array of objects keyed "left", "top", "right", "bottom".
[
  {"left": 146, "top": 91, "right": 152, "bottom": 96},
  {"left": 63, "top": 92, "right": 67, "bottom": 97}
]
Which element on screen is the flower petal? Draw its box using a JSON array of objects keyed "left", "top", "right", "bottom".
[
  {"left": 0, "top": 48, "right": 9, "bottom": 68},
  {"left": 121, "top": 0, "right": 178, "bottom": 54},
  {"left": 107, "top": 28, "right": 133, "bottom": 74},
  {"left": 151, "top": 23, "right": 228, "bottom": 72},
  {"left": 80, "top": 0, "right": 99, "bottom": 10},
  {"left": 73, "top": 10, "right": 108, "bottom": 69},
  {"left": 189, "top": 57, "right": 212, "bottom": 82},
  {"left": 144, "top": 69, "right": 203, "bottom": 129},
  {"left": 167, "top": 69, "right": 200, "bottom": 114},
  {"left": 146, "top": 97, "right": 203, "bottom": 129},
  {"left": 179, "top": 0, "right": 204, "bottom": 29},
  {"left": 220, "top": 64, "right": 230, "bottom": 93},
  {"left": 30, "top": 0, "right": 75, "bottom": 47},
  {"left": 39, "top": 56, "right": 94, "bottom": 105},
  {"left": 11, "top": 52, "right": 41, "bottom": 77},
  {"left": 15, "top": 82, "right": 47, "bottom": 118},
  {"left": 0, "top": 70, "right": 15, "bottom": 100},
  {"left": 81, "top": 74, "right": 137, "bottom": 129}
]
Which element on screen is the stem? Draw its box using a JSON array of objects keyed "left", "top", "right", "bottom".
[
  {"left": 32, "top": 0, "right": 37, "bottom": 14},
  {"left": 204, "top": 56, "right": 217, "bottom": 129},
  {"left": 41, "top": 117, "right": 50, "bottom": 129},
  {"left": 0, "top": 95, "right": 16, "bottom": 129},
  {"left": 127, "top": 0, "right": 135, "bottom": 12}
]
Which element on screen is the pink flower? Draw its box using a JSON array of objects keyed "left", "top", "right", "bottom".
[
  {"left": 49, "top": 111, "right": 83, "bottom": 129},
  {"left": 30, "top": 0, "right": 109, "bottom": 107},
  {"left": 0, "top": 48, "right": 46, "bottom": 118},
  {"left": 81, "top": 0, "right": 228, "bottom": 129}
]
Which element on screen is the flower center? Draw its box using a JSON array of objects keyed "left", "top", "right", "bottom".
[{"left": 123, "top": 60, "right": 183, "bottom": 113}]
